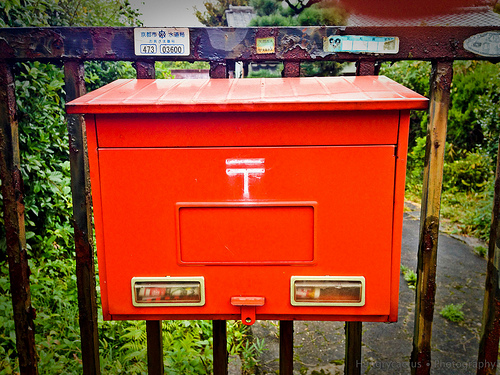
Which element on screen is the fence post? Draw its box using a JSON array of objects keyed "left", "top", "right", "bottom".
[
  {"left": 345, "top": 322, "right": 362, "bottom": 375},
  {"left": 0, "top": 62, "right": 39, "bottom": 375},
  {"left": 64, "top": 60, "right": 101, "bottom": 375},
  {"left": 133, "top": 60, "right": 165, "bottom": 375},
  {"left": 207, "top": 61, "right": 229, "bottom": 375},
  {"left": 343, "top": 59, "right": 382, "bottom": 375},
  {"left": 146, "top": 320, "right": 164, "bottom": 375},
  {"left": 280, "top": 321, "right": 294, "bottom": 375},
  {"left": 210, "top": 62, "right": 227, "bottom": 79},
  {"left": 477, "top": 139, "right": 500, "bottom": 374},
  {"left": 278, "top": 60, "right": 300, "bottom": 374},
  {"left": 213, "top": 320, "right": 228, "bottom": 375},
  {"left": 410, "top": 60, "right": 453, "bottom": 374}
]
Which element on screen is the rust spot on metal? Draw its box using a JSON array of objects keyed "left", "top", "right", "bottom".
[
  {"left": 422, "top": 217, "right": 438, "bottom": 252},
  {"left": 209, "top": 61, "right": 226, "bottom": 78},
  {"left": 282, "top": 61, "right": 300, "bottom": 77}
]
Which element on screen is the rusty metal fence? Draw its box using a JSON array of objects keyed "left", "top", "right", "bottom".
[{"left": 0, "top": 25, "right": 500, "bottom": 375}]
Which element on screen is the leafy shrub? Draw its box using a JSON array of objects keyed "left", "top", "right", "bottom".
[
  {"left": 443, "top": 151, "right": 494, "bottom": 192},
  {"left": 380, "top": 61, "right": 431, "bottom": 148},
  {"left": 84, "top": 61, "right": 137, "bottom": 92},
  {"left": 440, "top": 303, "right": 465, "bottom": 323},
  {"left": 13, "top": 62, "right": 74, "bottom": 261},
  {"left": 400, "top": 265, "right": 417, "bottom": 289}
]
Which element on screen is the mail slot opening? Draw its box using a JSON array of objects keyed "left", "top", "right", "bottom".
[
  {"left": 291, "top": 276, "right": 365, "bottom": 306},
  {"left": 132, "top": 277, "right": 205, "bottom": 307}
]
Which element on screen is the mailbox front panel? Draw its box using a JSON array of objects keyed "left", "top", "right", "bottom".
[{"left": 95, "top": 142, "right": 396, "bottom": 321}]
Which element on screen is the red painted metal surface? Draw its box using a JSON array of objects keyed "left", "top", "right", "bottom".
[
  {"left": 66, "top": 76, "right": 428, "bottom": 114},
  {"left": 66, "top": 76, "right": 427, "bottom": 323}
]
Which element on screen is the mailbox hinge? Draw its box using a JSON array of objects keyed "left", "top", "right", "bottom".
[{"left": 230, "top": 296, "right": 265, "bottom": 326}]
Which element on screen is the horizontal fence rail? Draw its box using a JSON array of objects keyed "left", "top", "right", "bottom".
[
  {"left": 0, "top": 26, "right": 499, "bottom": 63},
  {"left": 0, "top": 25, "right": 499, "bottom": 375}
]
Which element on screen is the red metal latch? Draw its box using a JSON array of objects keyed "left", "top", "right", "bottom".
[{"left": 230, "top": 296, "right": 265, "bottom": 326}]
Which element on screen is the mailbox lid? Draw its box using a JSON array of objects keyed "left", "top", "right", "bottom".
[{"left": 66, "top": 76, "right": 428, "bottom": 114}]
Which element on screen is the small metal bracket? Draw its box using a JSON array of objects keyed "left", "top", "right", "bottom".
[{"left": 231, "top": 296, "right": 265, "bottom": 326}]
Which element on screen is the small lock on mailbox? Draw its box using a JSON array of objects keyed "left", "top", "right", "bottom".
[{"left": 66, "top": 76, "right": 428, "bottom": 324}]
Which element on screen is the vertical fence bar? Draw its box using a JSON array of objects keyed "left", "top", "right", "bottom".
[
  {"left": 477, "top": 139, "right": 500, "bottom": 374},
  {"left": 279, "top": 60, "right": 299, "bottom": 373},
  {"left": 146, "top": 321, "right": 164, "bottom": 375},
  {"left": 0, "top": 62, "right": 38, "bottom": 375},
  {"left": 208, "top": 61, "right": 229, "bottom": 375},
  {"left": 355, "top": 60, "right": 380, "bottom": 76},
  {"left": 410, "top": 60, "right": 453, "bottom": 374},
  {"left": 64, "top": 60, "right": 101, "bottom": 375},
  {"left": 282, "top": 61, "right": 300, "bottom": 78},
  {"left": 279, "top": 321, "right": 294, "bottom": 375},
  {"left": 134, "top": 60, "right": 165, "bottom": 375},
  {"left": 345, "top": 322, "right": 362, "bottom": 375},
  {"left": 210, "top": 62, "right": 227, "bottom": 78},
  {"left": 342, "top": 59, "right": 383, "bottom": 375},
  {"left": 136, "top": 60, "right": 156, "bottom": 80},
  {"left": 213, "top": 320, "right": 228, "bottom": 375}
]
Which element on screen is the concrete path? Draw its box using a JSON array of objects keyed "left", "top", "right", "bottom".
[{"left": 251, "top": 208, "right": 488, "bottom": 374}]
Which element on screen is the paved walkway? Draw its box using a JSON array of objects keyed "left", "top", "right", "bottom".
[{"left": 251, "top": 209, "right": 488, "bottom": 374}]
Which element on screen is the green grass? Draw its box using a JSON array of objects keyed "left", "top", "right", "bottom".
[{"left": 440, "top": 303, "right": 465, "bottom": 323}]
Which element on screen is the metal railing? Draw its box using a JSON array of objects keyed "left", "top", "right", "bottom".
[{"left": 0, "top": 25, "right": 499, "bottom": 375}]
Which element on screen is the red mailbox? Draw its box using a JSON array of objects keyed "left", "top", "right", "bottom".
[{"left": 66, "top": 76, "right": 427, "bottom": 324}]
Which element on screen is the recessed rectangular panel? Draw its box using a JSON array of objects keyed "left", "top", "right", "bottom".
[{"left": 178, "top": 203, "right": 315, "bottom": 265}]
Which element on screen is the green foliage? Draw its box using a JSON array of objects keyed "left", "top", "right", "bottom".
[
  {"left": 295, "top": 4, "right": 347, "bottom": 26},
  {"left": 251, "top": 0, "right": 284, "bottom": 17},
  {"left": 474, "top": 246, "right": 487, "bottom": 258},
  {"left": 386, "top": 60, "right": 499, "bottom": 242},
  {"left": 448, "top": 61, "right": 500, "bottom": 157},
  {"left": 0, "top": 260, "right": 82, "bottom": 374},
  {"left": 84, "top": 61, "right": 137, "bottom": 92},
  {"left": 248, "top": 0, "right": 346, "bottom": 76},
  {"left": 155, "top": 61, "right": 210, "bottom": 79},
  {"left": 443, "top": 151, "right": 493, "bottom": 193},
  {"left": 14, "top": 62, "right": 74, "bottom": 260},
  {"left": 440, "top": 303, "right": 465, "bottom": 323},
  {"left": 405, "top": 136, "right": 427, "bottom": 189},
  {"left": 248, "top": 64, "right": 283, "bottom": 78},
  {"left": 0, "top": 0, "right": 141, "bottom": 27},
  {"left": 249, "top": 0, "right": 347, "bottom": 27},
  {"left": 440, "top": 178, "right": 494, "bottom": 242},
  {"left": 400, "top": 265, "right": 417, "bottom": 289},
  {"left": 380, "top": 61, "right": 431, "bottom": 147},
  {"left": 382, "top": 61, "right": 500, "bottom": 158},
  {"left": 227, "top": 321, "right": 266, "bottom": 373},
  {"left": 194, "top": 0, "right": 249, "bottom": 26}
]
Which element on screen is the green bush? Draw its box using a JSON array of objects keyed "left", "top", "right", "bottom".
[
  {"left": 400, "top": 265, "right": 417, "bottom": 289},
  {"left": 440, "top": 303, "right": 465, "bottom": 323},
  {"left": 443, "top": 151, "right": 494, "bottom": 192}
]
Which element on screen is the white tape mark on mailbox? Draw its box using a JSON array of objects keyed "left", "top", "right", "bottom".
[
  {"left": 226, "top": 158, "right": 265, "bottom": 198},
  {"left": 134, "top": 28, "right": 190, "bottom": 56},
  {"left": 323, "top": 35, "right": 399, "bottom": 54}
]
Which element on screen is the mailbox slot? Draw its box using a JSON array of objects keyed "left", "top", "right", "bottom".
[
  {"left": 291, "top": 276, "right": 365, "bottom": 306},
  {"left": 132, "top": 277, "right": 205, "bottom": 307}
]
